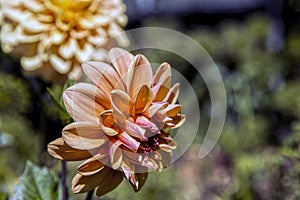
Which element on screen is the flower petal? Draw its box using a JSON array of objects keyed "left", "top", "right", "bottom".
[
  {"left": 153, "top": 62, "right": 171, "bottom": 87},
  {"left": 164, "top": 83, "right": 180, "bottom": 104},
  {"left": 170, "top": 114, "right": 186, "bottom": 129},
  {"left": 82, "top": 61, "right": 125, "bottom": 92},
  {"left": 144, "top": 102, "right": 168, "bottom": 118},
  {"left": 63, "top": 83, "right": 108, "bottom": 124},
  {"left": 109, "top": 48, "right": 134, "bottom": 78},
  {"left": 118, "top": 132, "right": 140, "bottom": 151},
  {"left": 62, "top": 122, "right": 107, "bottom": 150},
  {"left": 132, "top": 172, "right": 148, "bottom": 192},
  {"left": 141, "top": 156, "right": 158, "bottom": 170},
  {"left": 121, "top": 161, "right": 148, "bottom": 192},
  {"left": 126, "top": 55, "right": 153, "bottom": 97},
  {"left": 95, "top": 168, "right": 123, "bottom": 196},
  {"left": 164, "top": 104, "right": 182, "bottom": 117},
  {"left": 77, "top": 154, "right": 106, "bottom": 176},
  {"left": 158, "top": 142, "right": 177, "bottom": 152},
  {"left": 135, "top": 116, "right": 160, "bottom": 133},
  {"left": 49, "top": 54, "right": 71, "bottom": 74},
  {"left": 99, "top": 110, "right": 119, "bottom": 136},
  {"left": 111, "top": 90, "right": 132, "bottom": 128},
  {"left": 134, "top": 85, "right": 153, "bottom": 114},
  {"left": 157, "top": 150, "right": 172, "bottom": 168},
  {"left": 151, "top": 110, "right": 170, "bottom": 130},
  {"left": 152, "top": 77, "right": 171, "bottom": 102},
  {"left": 72, "top": 167, "right": 123, "bottom": 195},
  {"left": 109, "top": 140, "right": 123, "bottom": 169},
  {"left": 125, "top": 120, "right": 147, "bottom": 140},
  {"left": 48, "top": 138, "right": 95, "bottom": 161}
]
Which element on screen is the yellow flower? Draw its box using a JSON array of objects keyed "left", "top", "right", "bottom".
[
  {"left": 48, "top": 48, "right": 185, "bottom": 196},
  {"left": 0, "top": 0, "right": 128, "bottom": 81}
]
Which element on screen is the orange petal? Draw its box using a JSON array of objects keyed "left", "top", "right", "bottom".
[
  {"left": 134, "top": 85, "right": 153, "bottom": 114},
  {"left": 126, "top": 55, "right": 153, "bottom": 97},
  {"left": 111, "top": 90, "right": 131, "bottom": 129},
  {"left": 72, "top": 167, "right": 123, "bottom": 195},
  {"left": 171, "top": 114, "right": 186, "bottom": 129},
  {"left": 99, "top": 110, "right": 119, "bottom": 136},
  {"left": 82, "top": 61, "right": 125, "bottom": 92},
  {"left": 152, "top": 78, "right": 171, "bottom": 102},
  {"left": 77, "top": 154, "right": 106, "bottom": 176},
  {"left": 63, "top": 83, "right": 107, "bottom": 124},
  {"left": 153, "top": 62, "right": 171, "bottom": 87},
  {"left": 164, "top": 104, "right": 182, "bottom": 117},
  {"left": 109, "top": 140, "right": 123, "bottom": 169},
  {"left": 144, "top": 102, "right": 168, "bottom": 118},
  {"left": 62, "top": 122, "right": 107, "bottom": 150},
  {"left": 118, "top": 132, "right": 140, "bottom": 151},
  {"left": 99, "top": 110, "right": 115, "bottom": 127},
  {"left": 109, "top": 48, "right": 134, "bottom": 78},
  {"left": 164, "top": 83, "right": 180, "bottom": 104},
  {"left": 48, "top": 138, "right": 95, "bottom": 161}
]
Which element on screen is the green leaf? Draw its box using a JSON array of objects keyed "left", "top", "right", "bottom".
[
  {"left": 15, "top": 161, "right": 61, "bottom": 200},
  {"left": 46, "top": 81, "right": 73, "bottom": 124}
]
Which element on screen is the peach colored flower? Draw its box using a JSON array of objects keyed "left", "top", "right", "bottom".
[
  {"left": 0, "top": 0, "right": 128, "bottom": 81},
  {"left": 48, "top": 48, "right": 185, "bottom": 196}
]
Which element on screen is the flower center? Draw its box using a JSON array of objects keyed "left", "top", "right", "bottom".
[
  {"left": 46, "top": 0, "right": 92, "bottom": 29},
  {"left": 138, "top": 135, "right": 160, "bottom": 154}
]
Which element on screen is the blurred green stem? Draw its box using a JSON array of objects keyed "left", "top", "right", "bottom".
[
  {"left": 62, "top": 161, "right": 68, "bottom": 200},
  {"left": 85, "top": 189, "right": 94, "bottom": 200}
]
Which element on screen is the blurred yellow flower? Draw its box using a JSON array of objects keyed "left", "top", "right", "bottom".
[
  {"left": 0, "top": 0, "right": 128, "bottom": 81},
  {"left": 48, "top": 48, "right": 185, "bottom": 196}
]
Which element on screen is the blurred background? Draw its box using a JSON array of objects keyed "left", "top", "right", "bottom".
[{"left": 1, "top": 0, "right": 300, "bottom": 199}]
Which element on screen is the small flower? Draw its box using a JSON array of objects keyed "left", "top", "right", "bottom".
[
  {"left": 0, "top": 0, "right": 128, "bottom": 81},
  {"left": 48, "top": 48, "right": 185, "bottom": 196}
]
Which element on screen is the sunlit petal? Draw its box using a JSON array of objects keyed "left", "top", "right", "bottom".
[
  {"left": 152, "top": 78, "right": 171, "bottom": 102},
  {"left": 171, "top": 114, "right": 186, "bottom": 129},
  {"left": 118, "top": 132, "right": 140, "bottom": 151},
  {"left": 125, "top": 120, "right": 147, "bottom": 140},
  {"left": 109, "top": 47, "right": 134, "bottom": 78},
  {"left": 164, "top": 83, "right": 180, "bottom": 104},
  {"left": 62, "top": 122, "right": 107, "bottom": 150},
  {"left": 126, "top": 55, "right": 153, "bottom": 97},
  {"left": 82, "top": 61, "right": 125, "bottom": 92},
  {"left": 153, "top": 62, "right": 171, "bottom": 87},
  {"left": 164, "top": 104, "right": 182, "bottom": 117},
  {"left": 111, "top": 90, "right": 131, "bottom": 128},
  {"left": 134, "top": 85, "right": 153, "bottom": 114},
  {"left": 63, "top": 83, "right": 107, "bottom": 124},
  {"left": 109, "top": 140, "right": 123, "bottom": 169}
]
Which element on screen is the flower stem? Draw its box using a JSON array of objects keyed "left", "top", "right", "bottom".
[
  {"left": 85, "top": 189, "right": 94, "bottom": 200},
  {"left": 61, "top": 161, "right": 68, "bottom": 200}
]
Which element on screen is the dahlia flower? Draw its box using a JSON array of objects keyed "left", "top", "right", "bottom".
[
  {"left": 0, "top": 0, "right": 128, "bottom": 80},
  {"left": 48, "top": 48, "right": 185, "bottom": 196}
]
